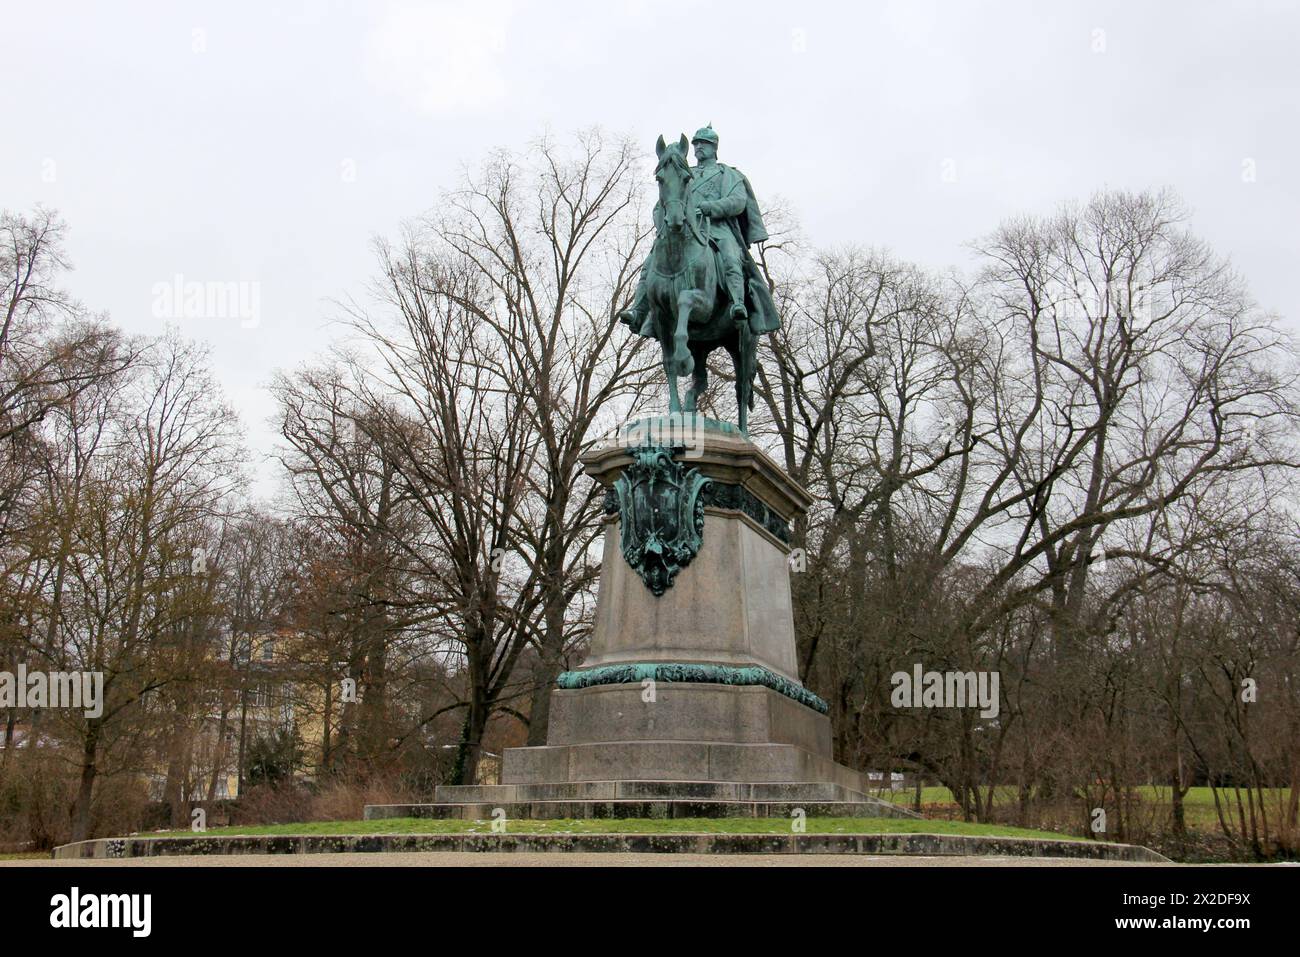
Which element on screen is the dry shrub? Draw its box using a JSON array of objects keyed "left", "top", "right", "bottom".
[
  {"left": 231, "top": 774, "right": 423, "bottom": 825},
  {"left": 0, "top": 753, "right": 152, "bottom": 850},
  {"left": 88, "top": 775, "right": 152, "bottom": 842},
  {"left": 0, "top": 752, "right": 76, "bottom": 850},
  {"left": 230, "top": 782, "right": 313, "bottom": 825},
  {"left": 306, "top": 777, "right": 417, "bottom": 821}
]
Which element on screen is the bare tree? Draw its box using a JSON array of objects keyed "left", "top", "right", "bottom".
[
  {"left": 426, "top": 130, "right": 653, "bottom": 745},
  {"left": 756, "top": 190, "right": 1300, "bottom": 826},
  {"left": 50, "top": 333, "right": 243, "bottom": 840}
]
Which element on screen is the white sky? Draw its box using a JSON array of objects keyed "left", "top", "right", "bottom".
[{"left": 4, "top": 1, "right": 1298, "bottom": 499}]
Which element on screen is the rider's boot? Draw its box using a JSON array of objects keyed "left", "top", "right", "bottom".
[
  {"left": 619, "top": 302, "right": 656, "bottom": 337},
  {"left": 618, "top": 277, "right": 651, "bottom": 331},
  {"left": 618, "top": 302, "right": 649, "bottom": 330}
]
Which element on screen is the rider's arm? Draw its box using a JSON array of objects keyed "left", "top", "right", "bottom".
[{"left": 699, "top": 171, "right": 748, "bottom": 218}]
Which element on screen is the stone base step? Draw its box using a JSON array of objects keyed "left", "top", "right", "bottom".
[
  {"left": 434, "top": 779, "right": 884, "bottom": 804},
  {"left": 501, "top": 740, "right": 870, "bottom": 791},
  {"left": 362, "top": 779, "right": 920, "bottom": 821},
  {"left": 363, "top": 799, "right": 914, "bottom": 821}
]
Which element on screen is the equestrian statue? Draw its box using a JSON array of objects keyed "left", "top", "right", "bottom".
[{"left": 618, "top": 125, "right": 780, "bottom": 433}]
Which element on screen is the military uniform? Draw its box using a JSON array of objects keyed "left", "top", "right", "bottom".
[{"left": 620, "top": 126, "right": 780, "bottom": 339}]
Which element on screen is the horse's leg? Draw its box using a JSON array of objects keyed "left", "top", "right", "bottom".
[
  {"left": 662, "top": 334, "right": 682, "bottom": 414},
  {"left": 684, "top": 343, "right": 709, "bottom": 413},
  {"left": 740, "top": 321, "right": 754, "bottom": 433},
  {"left": 673, "top": 290, "right": 697, "bottom": 380},
  {"left": 725, "top": 333, "right": 748, "bottom": 433},
  {"left": 667, "top": 373, "right": 681, "bottom": 413},
  {"left": 741, "top": 320, "right": 760, "bottom": 434},
  {"left": 649, "top": 295, "right": 678, "bottom": 414},
  {"left": 685, "top": 252, "right": 720, "bottom": 417}
]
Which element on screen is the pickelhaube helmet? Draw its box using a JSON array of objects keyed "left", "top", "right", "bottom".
[{"left": 691, "top": 123, "right": 719, "bottom": 147}]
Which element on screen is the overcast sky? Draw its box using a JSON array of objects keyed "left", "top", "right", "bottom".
[{"left": 5, "top": 0, "right": 1298, "bottom": 497}]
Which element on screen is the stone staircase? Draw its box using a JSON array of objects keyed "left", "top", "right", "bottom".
[{"left": 363, "top": 779, "right": 919, "bottom": 821}]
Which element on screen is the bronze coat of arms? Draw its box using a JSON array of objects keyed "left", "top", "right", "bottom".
[{"left": 612, "top": 446, "right": 711, "bottom": 596}]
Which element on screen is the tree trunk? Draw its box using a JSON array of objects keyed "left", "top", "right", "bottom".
[
  {"left": 452, "top": 639, "right": 491, "bottom": 786},
  {"left": 206, "top": 705, "right": 230, "bottom": 801},
  {"left": 0, "top": 710, "right": 15, "bottom": 770},
  {"left": 69, "top": 725, "right": 100, "bottom": 843},
  {"left": 525, "top": 599, "right": 567, "bottom": 747}
]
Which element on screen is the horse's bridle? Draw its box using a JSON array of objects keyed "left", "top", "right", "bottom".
[{"left": 653, "top": 152, "right": 709, "bottom": 275}]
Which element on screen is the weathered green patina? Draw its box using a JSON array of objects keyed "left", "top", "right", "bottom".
[
  {"left": 606, "top": 479, "right": 790, "bottom": 544},
  {"left": 556, "top": 662, "right": 829, "bottom": 714},
  {"left": 613, "top": 412, "right": 744, "bottom": 444},
  {"left": 600, "top": 415, "right": 792, "bottom": 553},
  {"left": 616, "top": 126, "right": 780, "bottom": 433},
  {"left": 612, "top": 445, "right": 710, "bottom": 595}
]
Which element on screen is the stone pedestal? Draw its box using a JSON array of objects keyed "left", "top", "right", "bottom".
[
  {"left": 370, "top": 418, "right": 912, "bottom": 819},
  {"left": 496, "top": 418, "right": 877, "bottom": 797}
]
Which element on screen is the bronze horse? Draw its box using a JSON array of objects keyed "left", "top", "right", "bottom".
[{"left": 644, "top": 134, "right": 758, "bottom": 432}]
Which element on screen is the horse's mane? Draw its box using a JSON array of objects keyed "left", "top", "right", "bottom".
[{"left": 655, "top": 144, "right": 692, "bottom": 177}]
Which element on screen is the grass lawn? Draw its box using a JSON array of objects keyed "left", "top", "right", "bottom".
[
  {"left": 147, "top": 816, "right": 1080, "bottom": 842},
  {"left": 879, "top": 785, "right": 1293, "bottom": 830}
]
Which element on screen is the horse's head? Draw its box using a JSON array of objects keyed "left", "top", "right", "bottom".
[{"left": 654, "top": 133, "right": 693, "bottom": 232}]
